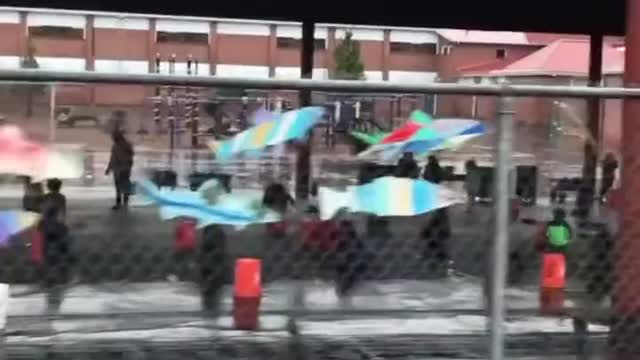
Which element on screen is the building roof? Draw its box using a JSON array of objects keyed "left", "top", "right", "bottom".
[
  {"left": 436, "top": 29, "right": 530, "bottom": 45},
  {"left": 482, "top": 39, "right": 625, "bottom": 77},
  {"left": 457, "top": 60, "right": 511, "bottom": 75}
]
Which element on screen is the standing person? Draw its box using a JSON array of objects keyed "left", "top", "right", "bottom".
[
  {"left": 40, "top": 206, "right": 73, "bottom": 313},
  {"left": 334, "top": 219, "right": 368, "bottom": 302},
  {"left": 42, "top": 178, "right": 66, "bottom": 221},
  {"left": 464, "top": 159, "right": 480, "bottom": 211},
  {"left": 199, "top": 224, "right": 227, "bottom": 315},
  {"left": 543, "top": 208, "right": 572, "bottom": 254},
  {"left": 394, "top": 152, "right": 419, "bottom": 179},
  {"left": 423, "top": 155, "right": 443, "bottom": 184},
  {"left": 599, "top": 152, "right": 619, "bottom": 203},
  {"left": 420, "top": 208, "right": 451, "bottom": 277},
  {"left": 263, "top": 182, "right": 295, "bottom": 238},
  {"left": 105, "top": 130, "right": 134, "bottom": 210}
]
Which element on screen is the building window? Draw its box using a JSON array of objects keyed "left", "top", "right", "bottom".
[
  {"left": 439, "top": 45, "right": 452, "bottom": 56},
  {"left": 157, "top": 31, "right": 208, "bottom": 44},
  {"left": 390, "top": 42, "right": 437, "bottom": 55},
  {"left": 28, "top": 26, "right": 84, "bottom": 40},
  {"left": 276, "top": 37, "right": 326, "bottom": 50},
  {"left": 496, "top": 48, "right": 507, "bottom": 59}
]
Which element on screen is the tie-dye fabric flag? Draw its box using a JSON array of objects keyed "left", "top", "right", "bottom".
[
  {"left": 317, "top": 176, "right": 464, "bottom": 220},
  {"left": 0, "top": 126, "right": 84, "bottom": 180},
  {"left": 208, "top": 107, "right": 324, "bottom": 161},
  {"left": 0, "top": 210, "right": 40, "bottom": 247}
]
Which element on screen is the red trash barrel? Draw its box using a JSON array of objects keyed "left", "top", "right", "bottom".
[
  {"left": 540, "top": 253, "right": 566, "bottom": 314},
  {"left": 233, "top": 258, "right": 262, "bottom": 330}
]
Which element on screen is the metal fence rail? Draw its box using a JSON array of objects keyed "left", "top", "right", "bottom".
[
  {"left": 0, "top": 68, "right": 632, "bottom": 360},
  {"left": 2, "top": 69, "right": 640, "bottom": 98}
]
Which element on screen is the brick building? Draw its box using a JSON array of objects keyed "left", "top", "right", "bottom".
[
  {"left": 0, "top": 7, "right": 577, "bottom": 119},
  {"left": 458, "top": 39, "right": 625, "bottom": 154}
]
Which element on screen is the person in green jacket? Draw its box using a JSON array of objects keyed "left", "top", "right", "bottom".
[{"left": 545, "top": 208, "right": 572, "bottom": 254}]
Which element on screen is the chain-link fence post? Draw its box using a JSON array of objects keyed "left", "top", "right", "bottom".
[{"left": 489, "top": 95, "right": 514, "bottom": 360}]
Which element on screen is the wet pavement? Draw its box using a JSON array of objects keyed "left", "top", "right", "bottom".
[{"left": 0, "top": 186, "right": 616, "bottom": 360}]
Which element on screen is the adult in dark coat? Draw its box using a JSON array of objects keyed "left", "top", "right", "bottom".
[
  {"left": 106, "top": 130, "right": 134, "bottom": 210},
  {"left": 40, "top": 206, "right": 73, "bottom": 312}
]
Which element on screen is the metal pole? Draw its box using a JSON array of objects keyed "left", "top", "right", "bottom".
[
  {"left": 575, "top": 33, "right": 603, "bottom": 218},
  {"left": 295, "top": 20, "right": 315, "bottom": 201},
  {"left": 4, "top": 69, "right": 640, "bottom": 98},
  {"left": 489, "top": 95, "right": 513, "bottom": 360},
  {"left": 49, "top": 83, "right": 56, "bottom": 142}
]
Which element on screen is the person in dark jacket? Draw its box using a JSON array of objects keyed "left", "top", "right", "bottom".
[
  {"left": 394, "top": 152, "right": 419, "bottom": 179},
  {"left": 200, "top": 224, "right": 227, "bottom": 315},
  {"left": 599, "top": 153, "right": 619, "bottom": 203},
  {"left": 334, "top": 220, "right": 368, "bottom": 300},
  {"left": 42, "top": 178, "right": 66, "bottom": 221},
  {"left": 420, "top": 208, "right": 451, "bottom": 277},
  {"left": 423, "top": 155, "right": 444, "bottom": 184},
  {"left": 263, "top": 182, "right": 295, "bottom": 238},
  {"left": 40, "top": 206, "right": 73, "bottom": 313},
  {"left": 105, "top": 130, "right": 134, "bottom": 210}
]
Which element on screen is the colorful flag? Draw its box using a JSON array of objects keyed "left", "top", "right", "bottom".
[
  {"left": 208, "top": 107, "right": 324, "bottom": 161},
  {"left": 317, "top": 176, "right": 464, "bottom": 220},
  {"left": 0, "top": 126, "right": 84, "bottom": 180},
  {"left": 357, "top": 118, "right": 486, "bottom": 161},
  {"left": 0, "top": 210, "right": 40, "bottom": 247},
  {"left": 135, "top": 179, "right": 281, "bottom": 229}
]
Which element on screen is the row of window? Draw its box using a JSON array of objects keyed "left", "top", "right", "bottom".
[{"left": 27, "top": 26, "right": 509, "bottom": 59}]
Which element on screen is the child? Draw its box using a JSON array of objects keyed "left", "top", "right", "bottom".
[
  {"left": 42, "top": 178, "right": 66, "bottom": 221},
  {"left": 200, "top": 224, "right": 227, "bottom": 315},
  {"left": 40, "top": 205, "right": 72, "bottom": 313},
  {"left": 544, "top": 208, "right": 572, "bottom": 254}
]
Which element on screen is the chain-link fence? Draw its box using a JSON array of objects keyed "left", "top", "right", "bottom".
[{"left": 0, "top": 78, "right": 633, "bottom": 360}]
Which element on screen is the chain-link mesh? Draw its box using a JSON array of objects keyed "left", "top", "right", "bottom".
[{"left": 0, "top": 81, "right": 626, "bottom": 359}]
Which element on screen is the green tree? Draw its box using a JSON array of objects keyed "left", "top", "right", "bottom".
[
  {"left": 333, "top": 31, "right": 365, "bottom": 80},
  {"left": 21, "top": 39, "right": 42, "bottom": 118}
]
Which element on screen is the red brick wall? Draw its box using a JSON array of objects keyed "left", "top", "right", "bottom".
[
  {"left": 94, "top": 28, "right": 149, "bottom": 60},
  {"left": 0, "top": 23, "right": 21, "bottom": 55},
  {"left": 217, "top": 34, "right": 269, "bottom": 65}
]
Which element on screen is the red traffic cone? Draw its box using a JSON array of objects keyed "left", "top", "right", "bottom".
[
  {"left": 540, "top": 253, "right": 566, "bottom": 314},
  {"left": 233, "top": 258, "right": 262, "bottom": 330}
]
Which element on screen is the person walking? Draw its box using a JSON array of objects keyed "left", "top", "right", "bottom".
[
  {"left": 599, "top": 152, "right": 619, "bottom": 203},
  {"left": 42, "top": 178, "right": 66, "bottom": 221},
  {"left": 334, "top": 219, "right": 368, "bottom": 303},
  {"left": 40, "top": 205, "right": 73, "bottom": 313},
  {"left": 105, "top": 130, "right": 134, "bottom": 210},
  {"left": 199, "top": 224, "right": 227, "bottom": 316}
]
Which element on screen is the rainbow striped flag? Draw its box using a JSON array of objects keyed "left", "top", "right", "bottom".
[
  {"left": 0, "top": 210, "right": 40, "bottom": 247},
  {"left": 317, "top": 176, "right": 464, "bottom": 220},
  {"left": 209, "top": 107, "right": 325, "bottom": 161}
]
